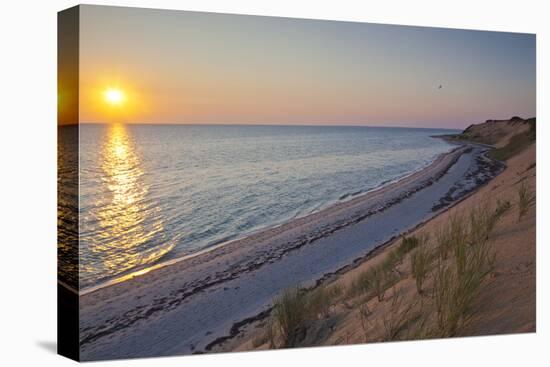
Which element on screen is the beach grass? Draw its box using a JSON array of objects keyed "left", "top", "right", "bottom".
[
  {"left": 347, "top": 267, "right": 389, "bottom": 302},
  {"left": 494, "top": 199, "right": 512, "bottom": 222},
  {"left": 272, "top": 284, "right": 343, "bottom": 347},
  {"left": 517, "top": 181, "right": 535, "bottom": 221},
  {"left": 468, "top": 202, "right": 493, "bottom": 246},
  {"left": 358, "top": 301, "right": 372, "bottom": 341},
  {"left": 382, "top": 286, "right": 416, "bottom": 341},
  {"left": 348, "top": 235, "right": 424, "bottom": 300},
  {"left": 273, "top": 287, "right": 308, "bottom": 346},
  {"left": 432, "top": 202, "right": 503, "bottom": 336},
  {"left": 397, "top": 235, "right": 421, "bottom": 256},
  {"left": 411, "top": 246, "right": 430, "bottom": 295},
  {"left": 371, "top": 267, "right": 391, "bottom": 302},
  {"left": 307, "top": 285, "right": 343, "bottom": 319}
]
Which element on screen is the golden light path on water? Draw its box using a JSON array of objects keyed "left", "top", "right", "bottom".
[{"left": 84, "top": 123, "right": 175, "bottom": 286}]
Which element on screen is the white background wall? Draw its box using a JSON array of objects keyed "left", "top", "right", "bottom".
[{"left": 0, "top": 0, "right": 547, "bottom": 366}]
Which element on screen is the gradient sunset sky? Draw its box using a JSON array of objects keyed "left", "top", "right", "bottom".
[{"left": 79, "top": 5, "right": 536, "bottom": 129}]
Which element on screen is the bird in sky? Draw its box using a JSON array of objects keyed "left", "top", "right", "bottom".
[{"left": 438, "top": 85, "right": 443, "bottom": 89}]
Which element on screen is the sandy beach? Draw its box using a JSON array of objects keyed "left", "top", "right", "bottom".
[{"left": 78, "top": 138, "right": 504, "bottom": 360}]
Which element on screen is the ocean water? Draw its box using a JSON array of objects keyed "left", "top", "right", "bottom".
[{"left": 73, "top": 124, "right": 456, "bottom": 289}]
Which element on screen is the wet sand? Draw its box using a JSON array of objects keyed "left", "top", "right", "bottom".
[{"left": 78, "top": 140, "right": 503, "bottom": 360}]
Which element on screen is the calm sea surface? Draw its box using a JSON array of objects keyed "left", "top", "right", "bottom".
[{"left": 73, "top": 124, "right": 456, "bottom": 289}]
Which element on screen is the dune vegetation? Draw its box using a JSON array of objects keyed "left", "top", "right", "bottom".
[{"left": 252, "top": 197, "right": 513, "bottom": 348}]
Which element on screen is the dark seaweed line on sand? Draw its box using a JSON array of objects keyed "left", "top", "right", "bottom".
[
  {"left": 205, "top": 148, "right": 506, "bottom": 353},
  {"left": 80, "top": 146, "right": 468, "bottom": 348},
  {"left": 432, "top": 153, "right": 504, "bottom": 211}
]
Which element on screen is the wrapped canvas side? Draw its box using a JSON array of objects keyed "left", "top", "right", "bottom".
[{"left": 57, "top": 5, "right": 80, "bottom": 361}]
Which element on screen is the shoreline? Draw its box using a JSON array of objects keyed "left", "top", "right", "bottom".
[
  {"left": 78, "top": 140, "right": 460, "bottom": 296},
  {"left": 79, "top": 140, "right": 504, "bottom": 360}
]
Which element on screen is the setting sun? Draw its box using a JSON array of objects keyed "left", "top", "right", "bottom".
[
  {"left": 104, "top": 88, "right": 125, "bottom": 106},
  {"left": 86, "top": 82, "right": 142, "bottom": 122}
]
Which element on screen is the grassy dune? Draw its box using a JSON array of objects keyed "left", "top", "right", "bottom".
[{"left": 455, "top": 116, "right": 535, "bottom": 161}]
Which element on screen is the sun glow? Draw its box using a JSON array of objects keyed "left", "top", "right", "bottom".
[
  {"left": 82, "top": 76, "right": 149, "bottom": 122},
  {"left": 104, "top": 88, "right": 126, "bottom": 106}
]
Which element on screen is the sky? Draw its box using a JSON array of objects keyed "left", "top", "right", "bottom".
[{"left": 76, "top": 5, "right": 536, "bottom": 129}]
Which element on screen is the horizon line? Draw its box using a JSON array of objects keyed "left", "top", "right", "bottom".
[{"left": 71, "top": 121, "right": 465, "bottom": 131}]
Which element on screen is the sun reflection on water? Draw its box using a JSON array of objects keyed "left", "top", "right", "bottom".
[{"left": 84, "top": 123, "right": 175, "bottom": 286}]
